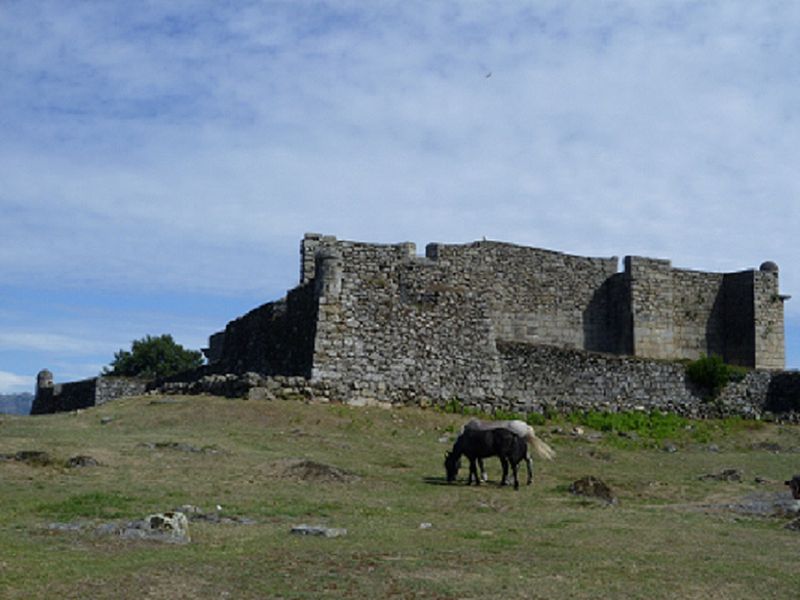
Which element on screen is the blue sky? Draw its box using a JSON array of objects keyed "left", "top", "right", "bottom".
[{"left": 2, "top": 1, "right": 800, "bottom": 393}]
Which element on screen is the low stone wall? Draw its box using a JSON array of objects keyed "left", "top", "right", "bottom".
[
  {"left": 158, "top": 373, "right": 335, "bottom": 402},
  {"left": 95, "top": 377, "right": 148, "bottom": 406},
  {"left": 31, "top": 374, "right": 147, "bottom": 415},
  {"left": 498, "top": 342, "right": 796, "bottom": 421},
  {"left": 152, "top": 348, "right": 800, "bottom": 423},
  {"left": 34, "top": 347, "right": 800, "bottom": 422},
  {"left": 764, "top": 372, "right": 800, "bottom": 414}
]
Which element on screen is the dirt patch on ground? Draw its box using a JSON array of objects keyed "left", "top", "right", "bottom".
[
  {"left": 277, "top": 459, "right": 359, "bottom": 483},
  {"left": 569, "top": 475, "right": 618, "bottom": 505},
  {"left": 1, "top": 450, "right": 54, "bottom": 467}
]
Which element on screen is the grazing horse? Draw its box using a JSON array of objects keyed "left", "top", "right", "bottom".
[
  {"left": 462, "top": 418, "right": 555, "bottom": 485},
  {"left": 444, "top": 427, "right": 528, "bottom": 489}
]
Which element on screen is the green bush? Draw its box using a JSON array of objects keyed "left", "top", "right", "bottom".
[
  {"left": 103, "top": 334, "right": 204, "bottom": 379},
  {"left": 685, "top": 355, "right": 748, "bottom": 399}
]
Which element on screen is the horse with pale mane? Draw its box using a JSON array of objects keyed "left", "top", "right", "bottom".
[
  {"left": 444, "top": 418, "right": 555, "bottom": 489},
  {"left": 465, "top": 418, "right": 555, "bottom": 484}
]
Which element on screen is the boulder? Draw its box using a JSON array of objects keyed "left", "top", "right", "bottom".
[
  {"left": 119, "top": 511, "right": 190, "bottom": 544},
  {"left": 290, "top": 524, "right": 347, "bottom": 538},
  {"left": 66, "top": 455, "right": 99, "bottom": 468}
]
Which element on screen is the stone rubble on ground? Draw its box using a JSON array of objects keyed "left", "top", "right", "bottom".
[{"left": 290, "top": 524, "right": 347, "bottom": 538}]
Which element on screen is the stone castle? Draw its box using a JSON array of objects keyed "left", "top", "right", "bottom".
[
  {"left": 32, "top": 233, "right": 799, "bottom": 417},
  {"left": 200, "top": 233, "right": 788, "bottom": 407}
]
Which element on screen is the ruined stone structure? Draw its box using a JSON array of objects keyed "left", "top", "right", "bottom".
[
  {"left": 29, "top": 234, "right": 798, "bottom": 419},
  {"left": 202, "top": 233, "right": 789, "bottom": 407},
  {"left": 31, "top": 371, "right": 147, "bottom": 415}
]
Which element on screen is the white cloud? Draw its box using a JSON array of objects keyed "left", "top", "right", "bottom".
[
  {"left": 0, "top": 0, "right": 799, "bottom": 378},
  {"left": 0, "top": 332, "right": 111, "bottom": 355},
  {"left": 0, "top": 371, "right": 33, "bottom": 394}
]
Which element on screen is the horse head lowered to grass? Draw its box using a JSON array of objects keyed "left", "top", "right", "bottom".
[
  {"left": 444, "top": 427, "right": 529, "bottom": 490},
  {"left": 461, "top": 418, "right": 555, "bottom": 485}
]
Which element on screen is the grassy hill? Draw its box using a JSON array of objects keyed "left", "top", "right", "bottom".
[{"left": 1, "top": 394, "right": 799, "bottom": 599}]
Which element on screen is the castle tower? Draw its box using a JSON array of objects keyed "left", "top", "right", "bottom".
[
  {"left": 753, "top": 261, "right": 787, "bottom": 369},
  {"left": 31, "top": 369, "right": 55, "bottom": 415}
]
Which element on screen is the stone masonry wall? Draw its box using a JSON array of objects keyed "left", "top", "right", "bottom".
[
  {"left": 723, "top": 271, "right": 756, "bottom": 367},
  {"left": 31, "top": 375, "right": 146, "bottom": 414},
  {"left": 95, "top": 377, "right": 148, "bottom": 406},
  {"left": 425, "top": 242, "right": 620, "bottom": 352},
  {"left": 308, "top": 237, "right": 629, "bottom": 404},
  {"left": 199, "top": 233, "right": 788, "bottom": 410},
  {"left": 626, "top": 256, "right": 676, "bottom": 360},
  {"left": 208, "top": 283, "right": 317, "bottom": 377},
  {"left": 670, "top": 268, "right": 725, "bottom": 360},
  {"left": 626, "top": 257, "right": 785, "bottom": 369},
  {"left": 310, "top": 239, "right": 503, "bottom": 404},
  {"left": 158, "top": 345, "right": 800, "bottom": 423},
  {"left": 754, "top": 269, "right": 786, "bottom": 369},
  {"left": 498, "top": 342, "right": 786, "bottom": 420}
]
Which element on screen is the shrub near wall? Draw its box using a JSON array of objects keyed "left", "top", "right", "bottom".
[{"left": 685, "top": 355, "right": 748, "bottom": 400}]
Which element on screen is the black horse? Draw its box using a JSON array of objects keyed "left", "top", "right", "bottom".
[{"left": 444, "top": 427, "right": 528, "bottom": 490}]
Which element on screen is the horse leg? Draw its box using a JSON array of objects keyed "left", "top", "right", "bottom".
[
  {"left": 468, "top": 457, "right": 480, "bottom": 485},
  {"left": 478, "top": 458, "right": 488, "bottom": 482},
  {"left": 526, "top": 453, "right": 533, "bottom": 486},
  {"left": 499, "top": 457, "right": 509, "bottom": 486},
  {"left": 512, "top": 460, "right": 520, "bottom": 490}
]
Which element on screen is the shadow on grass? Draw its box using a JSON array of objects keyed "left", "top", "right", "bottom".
[
  {"left": 423, "top": 476, "right": 516, "bottom": 489},
  {"left": 422, "top": 476, "right": 453, "bottom": 486}
]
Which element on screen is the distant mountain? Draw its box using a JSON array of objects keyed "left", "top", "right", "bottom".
[{"left": 0, "top": 393, "right": 34, "bottom": 415}]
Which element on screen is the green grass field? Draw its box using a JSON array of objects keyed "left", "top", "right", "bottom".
[{"left": 1, "top": 395, "right": 799, "bottom": 599}]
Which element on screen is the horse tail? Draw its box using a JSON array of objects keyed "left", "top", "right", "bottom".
[{"left": 524, "top": 426, "right": 556, "bottom": 461}]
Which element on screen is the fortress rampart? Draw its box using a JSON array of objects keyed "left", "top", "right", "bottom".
[
  {"left": 31, "top": 369, "right": 146, "bottom": 415},
  {"left": 32, "top": 233, "right": 795, "bottom": 417},
  {"left": 202, "top": 233, "right": 788, "bottom": 406}
]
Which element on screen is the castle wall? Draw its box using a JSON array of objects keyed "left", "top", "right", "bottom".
[
  {"left": 497, "top": 342, "right": 777, "bottom": 418},
  {"left": 722, "top": 271, "right": 756, "bottom": 366},
  {"left": 309, "top": 239, "right": 503, "bottom": 403},
  {"left": 754, "top": 269, "right": 786, "bottom": 369},
  {"left": 425, "top": 242, "right": 620, "bottom": 352},
  {"left": 307, "top": 237, "right": 630, "bottom": 403},
  {"left": 208, "top": 283, "right": 317, "bottom": 377},
  {"left": 624, "top": 257, "right": 784, "bottom": 369},
  {"left": 31, "top": 375, "right": 146, "bottom": 414},
  {"left": 625, "top": 256, "right": 676, "bottom": 359},
  {"left": 671, "top": 267, "right": 732, "bottom": 361},
  {"left": 201, "top": 233, "right": 787, "bottom": 407},
  {"left": 31, "top": 378, "right": 92, "bottom": 414},
  {"left": 95, "top": 377, "right": 148, "bottom": 406}
]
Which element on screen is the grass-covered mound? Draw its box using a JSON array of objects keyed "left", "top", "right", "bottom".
[{"left": 1, "top": 395, "right": 799, "bottom": 599}]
